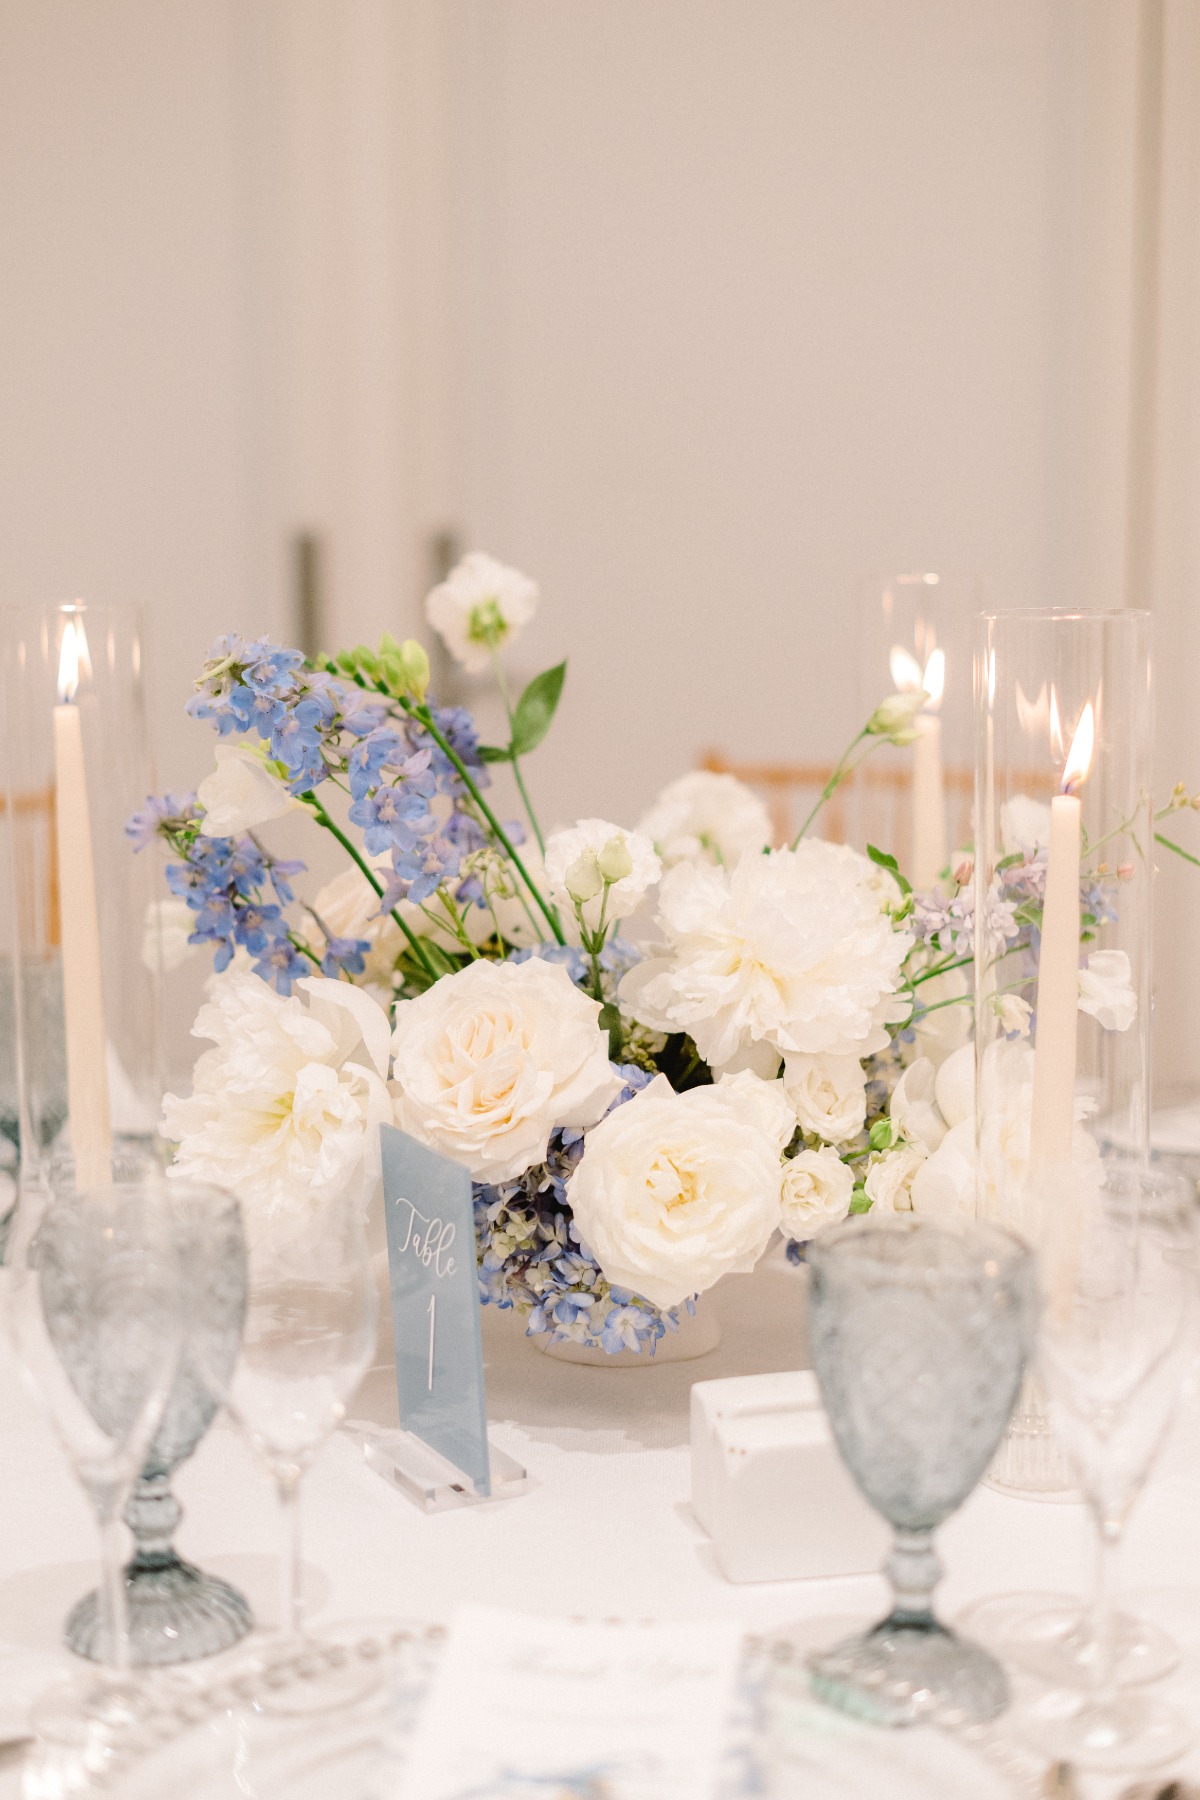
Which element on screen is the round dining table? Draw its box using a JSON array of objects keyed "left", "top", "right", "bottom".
[{"left": 1, "top": 1250, "right": 1199, "bottom": 1798}]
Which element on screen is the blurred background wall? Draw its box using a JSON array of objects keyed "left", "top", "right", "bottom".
[{"left": 1, "top": 0, "right": 1198, "bottom": 1075}]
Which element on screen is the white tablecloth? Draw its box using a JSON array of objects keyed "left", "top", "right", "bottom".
[{"left": 2, "top": 1251, "right": 1200, "bottom": 1795}]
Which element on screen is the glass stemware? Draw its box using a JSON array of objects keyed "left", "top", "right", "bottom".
[
  {"left": 209, "top": 1187, "right": 378, "bottom": 1693},
  {"left": 1019, "top": 1166, "right": 1197, "bottom": 1772},
  {"left": 6, "top": 1179, "right": 184, "bottom": 1753},
  {"left": 805, "top": 1216, "right": 1038, "bottom": 1728}
]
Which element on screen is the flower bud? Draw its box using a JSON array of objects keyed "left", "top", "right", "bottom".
[
  {"left": 866, "top": 690, "right": 925, "bottom": 743},
  {"left": 597, "top": 834, "right": 634, "bottom": 884},
  {"left": 398, "top": 638, "right": 431, "bottom": 703},
  {"left": 564, "top": 849, "right": 603, "bottom": 904}
]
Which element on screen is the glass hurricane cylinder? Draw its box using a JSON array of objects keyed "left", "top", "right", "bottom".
[
  {"left": 0, "top": 603, "right": 164, "bottom": 1213},
  {"left": 973, "top": 608, "right": 1152, "bottom": 1496},
  {"left": 855, "top": 572, "right": 978, "bottom": 888}
]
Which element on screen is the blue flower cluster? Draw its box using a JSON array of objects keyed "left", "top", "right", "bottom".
[
  {"left": 472, "top": 1065, "right": 698, "bottom": 1356},
  {"left": 167, "top": 830, "right": 309, "bottom": 993}
]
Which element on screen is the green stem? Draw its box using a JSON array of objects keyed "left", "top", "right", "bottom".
[
  {"left": 491, "top": 651, "right": 547, "bottom": 857},
  {"left": 302, "top": 792, "right": 439, "bottom": 981},
  {"left": 791, "top": 730, "right": 874, "bottom": 847},
  {"left": 1155, "top": 831, "right": 1200, "bottom": 871},
  {"left": 436, "top": 889, "right": 481, "bottom": 959},
  {"left": 403, "top": 701, "right": 565, "bottom": 944}
]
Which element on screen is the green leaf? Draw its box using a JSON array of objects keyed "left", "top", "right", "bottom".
[
  {"left": 849, "top": 1186, "right": 872, "bottom": 1215},
  {"left": 477, "top": 744, "right": 514, "bottom": 764},
  {"left": 866, "top": 843, "right": 912, "bottom": 897},
  {"left": 1156, "top": 831, "right": 1200, "bottom": 872},
  {"left": 995, "top": 851, "right": 1025, "bottom": 873},
  {"left": 868, "top": 1117, "right": 894, "bottom": 1152},
  {"left": 511, "top": 662, "right": 567, "bottom": 758}
]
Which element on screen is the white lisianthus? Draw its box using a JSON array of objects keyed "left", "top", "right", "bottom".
[
  {"left": 783, "top": 1052, "right": 867, "bottom": 1145},
  {"left": 637, "top": 770, "right": 772, "bottom": 871},
  {"left": 162, "top": 972, "right": 393, "bottom": 1235},
  {"left": 196, "top": 741, "right": 302, "bottom": 838},
  {"left": 141, "top": 898, "right": 199, "bottom": 973},
  {"left": 1000, "top": 794, "right": 1052, "bottom": 858},
  {"left": 780, "top": 1146, "right": 854, "bottom": 1236},
  {"left": 889, "top": 1057, "right": 947, "bottom": 1152},
  {"left": 865, "top": 1140, "right": 928, "bottom": 1214},
  {"left": 620, "top": 842, "right": 913, "bottom": 1074},
  {"left": 543, "top": 819, "right": 661, "bottom": 940},
  {"left": 389, "top": 956, "right": 623, "bottom": 1184},
  {"left": 424, "top": 551, "right": 539, "bottom": 673},
  {"left": 1078, "top": 949, "right": 1137, "bottom": 1032},
  {"left": 866, "top": 691, "right": 926, "bottom": 744},
  {"left": 566, "top": 1071, "right": 794, "bottom": 1309}
]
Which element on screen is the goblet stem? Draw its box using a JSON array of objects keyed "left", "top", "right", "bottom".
[
  {"left": 277, "top": 1469, "right": 303, "bottom": 1641},
  {"left": 885, "top": 1526, "right": 942, "bottom": 1627},
  {"left": 97, "top": 1505, "right": 131, "bottom": 1679},
  {"left": 1087, "top": 1522, "right": 1121, "bottom": 1713}
]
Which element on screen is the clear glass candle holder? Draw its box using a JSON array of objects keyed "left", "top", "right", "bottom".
[
  {"left": 854, "top": 571, "right": 978, "bottom": 888},
  {"left": 0, "top": 603, "right": 164, "bottom": 1212},
  {"left": 973, "top": 608, "right": 1152, "bottom": 1496}
]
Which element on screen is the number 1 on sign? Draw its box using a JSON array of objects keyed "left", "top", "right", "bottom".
[{"left": 427, "top": 1293, "right": 436, "bottom": 1392}]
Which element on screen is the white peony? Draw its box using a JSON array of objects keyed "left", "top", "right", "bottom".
[
  {"left": 889, "top": 1057, "right": 947, "bottom": 1152},
  {"left": 865, "top": 1141, "right": 928, "bottom": 1214},
  {"left": 783, "top": 1052, "right": 867, "bottom": 1145},
  {"left": 620, "top": 842, "right": 913, "bottom": 1074},
  {"left": 197, "top": 741, "right": 302, "bottom": 838},
  {"left": 389, "top": 956, "right": 623, "bottom": 1184},
  {"left": 162, "top": 972, "right": 393, "bottom": 1236},
  {"left": 543, "top": 819, "right": 661, "bottom": 940},
  {"left": 637, "top": 770, "right": 772, "bottom": 870},
  {"left": 566, "top": 1071, "right": 794, "bottom": 1309},
  {"left": 1078, "top": 949, "right": 1137, "bottom": 1032},
  {"left": 141, "top": 898, "right": 199, "bottom": 973},
  {"left": 424, "top": 551, "right": 540, "bottom": 673},
  {"left": 780, "top": 1146, "right": 854, "bottom": 1236}
]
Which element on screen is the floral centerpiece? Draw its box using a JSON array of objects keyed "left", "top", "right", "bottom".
[{"left": 132, "top": 557, "right": 1178, "bottom": 1355}]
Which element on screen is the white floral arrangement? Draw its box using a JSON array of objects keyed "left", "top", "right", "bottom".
[{"left": 130, "top": 555, "right": 1156, "bottom": 1355}]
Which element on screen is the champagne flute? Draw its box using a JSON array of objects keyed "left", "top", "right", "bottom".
[
  {"left": 6, "top": 1179, "right": 184, "bottom": 1753},
  {"left": 1021, "top": 1166, "right": 1197, "bottom": 1772},
  {"left": 210, "top": 1186, "right": 377, "bottom": 1700}
]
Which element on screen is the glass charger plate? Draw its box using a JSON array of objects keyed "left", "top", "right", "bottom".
[{"left": 68, "top": 1625, "right": 1023, "bottom": 1800}]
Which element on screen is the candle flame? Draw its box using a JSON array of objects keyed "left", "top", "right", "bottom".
[
  {"left": 922, "top": 647, "right": 945, "bottom": 709},
  {"left": 1062, "top": 702, "right": 1095, "bottom": 793},
  {"left": 57, "top": 621, "right": 80, "bottom": 704},
  {"left": 889, "top": 645, "right": 923, "bottom": 692}
]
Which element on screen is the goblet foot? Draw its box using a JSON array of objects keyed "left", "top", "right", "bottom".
[
  {"left": 960, "top": 1591, "right": 1180, "bottom": 1689},
  {"left": 808, "top": 1619, "right": 1009, "bottom": 1729},
  {"left": 1020, "top": 1685, "right": 1193, "bottom": 1773},
  {"left": 65, "top": 1553, "right": 253, "bottom": 1665}
]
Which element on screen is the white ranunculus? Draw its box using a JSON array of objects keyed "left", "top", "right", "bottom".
[
  {"left": 424, "top": 551, "right": 540, "bottom": 673},
  {"left": 141, "top": 898, "right": 199, "bottom": 973},
  {"left": 637, "top": 770, "right": 773, "bottom": 870},
  {"left": 566, "top": 1071, "right": 794, "bottom": 1308},
  {"left": 934, "top": 1041, "right": 975, "bottom": 1129},
  {"left": 780, "top": 1146, "right": 854, "bottom": 1236},
  {"left": 865, "top": 1141, "right": 928, "bottom": 1214},
  {"left": 889, "top": 1057, "right": 947, "bottom": 1153},
  {"left": 162, "top": 972, "right": 393, "bottom": 1237},
  {"left": 197, "top": 741, "right": 302, "bottom": 838},
  {"left": 783, "top": 1052, "right": 867, "bottom": 1145},
  {"left": 389, "top": 956, "right": 623, "bottom": 1184},
  {"left": 543, "top": 819, "right": 661, "bottom": 940},
  {"left": 910, "top": 1119, "right": 975, "bottom": 1218},
  {"left": 1000, "top": 794, "right": 1052, "bottom": 859},
  {"left": 620, "top": 842, "right": 913, "bottom": 1073},
  {"left": 1078, "top": 949, "right": 1137, "bottom": 1032}
]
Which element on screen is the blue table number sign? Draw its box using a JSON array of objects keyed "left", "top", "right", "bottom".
[{"left": 379, "top": 1123, "right": 508, "bottom": 1502}]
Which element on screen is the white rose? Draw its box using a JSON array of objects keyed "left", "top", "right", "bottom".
[
  {"left": 543, "top": 819, "right": 661, "bottom": 940},
  {"left": 889, "top": 1057, "right": 947, "bottom": 1152},
  {"left": 621, "top": 841, "right": 913, "bottom": 1072},
  {"left": 389, "top": 956, "right": 623, "bottom": 1184},
  {"left": 566, "top": 1071, "right": 794, "bottom": 1308},
  {"left": 865, "top": 1141, "right": 928, "bottom": 1214},
  {"left": 1001, "top": 794, "right": 1052, "bottom": 858},
  {"left": 424, "top": 551, "right": 539, "bottom": 673},
  {"left": 141, "top": 898, "right": 199, "bottom": 973},
  {"left": 910, "top": 1119, "right": 975, "bottom": 1219},
  {"left": 1078, "top": 949, "right": 1137, "bottom": 1032},
  {"left": 637, "top": 770, "right": 772, "bottom": 870},
  {"left": 783, "top": 1052, "right": 867, "bottom": 1145},
  {"left": 780, "top": 1146, "right": 854, "bottom": 1237},
  {"left": 196, "top": 741, "right": 302, "bottom": 838},
  {"left": 934, "top": 1041, "right": 975, "bottom": 1129},
  {"left": 162, "top": 971, "right": 392, "bottom": 1238}
]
